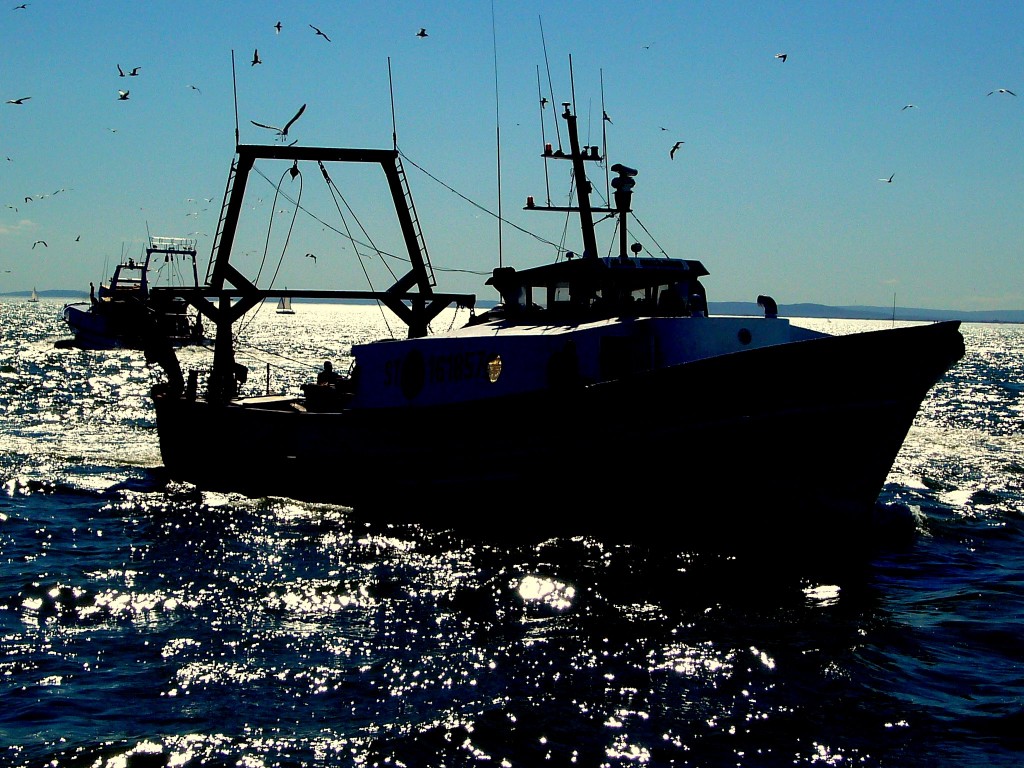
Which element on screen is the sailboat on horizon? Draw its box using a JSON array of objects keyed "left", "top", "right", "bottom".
[
  {"left": 28, "top": 287, "right": 39, "bottom": 303},
  {"left": 276, "top": 295, "right": 296, "bottom": 314}
]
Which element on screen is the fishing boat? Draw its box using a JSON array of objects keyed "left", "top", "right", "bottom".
[
  {"left": 146, "top": 101, "right": 964, "bottom": 535},
  {"left": 59, "top": 236, "right": 205, "bottom": 350},
  {"left": 276, "top": 295, "right": 296, "bottom": 314},
  {"left": 28, "top": 287, "right": 39, "bottom": 303}
]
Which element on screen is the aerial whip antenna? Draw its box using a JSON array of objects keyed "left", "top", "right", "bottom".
[
  {"left": 388, "top": 57, "right": 398, "bottom": 151},
  {"left": 231, "top": 50, "right": 239, "bottom": 146},
  {"left": 600, "top": 69, "right": 610, "bottom": 203},
  {"left": 491, "top": 0, "right": 503, "bottom": 267},
  {"left": 539, "top": 16, "right": 562, "bottom": 151},
  {"left": 537, "top": 65, "right": 552, "bottom": 205}
]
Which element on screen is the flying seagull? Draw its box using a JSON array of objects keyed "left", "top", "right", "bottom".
[
  {"left": 309, "top": 24, "right": 331, "bottom": 42},
  {"left": 252, "top": 49, "right": 261, "bottom": 66},
  {"left": 32, "top": 240, "right": 46, "bottom": 248},
  {"left": 417, "top": 28, "right": 428, "bottom": 37},
  {"left": 251, "top": 103, "right": 307, "bottom": 138},
  {"left": 13, "top": 3, "right": 28, "bottom": 9},
  {"left": 603, "top": 110, "right": 612, "bottom": 123},
  {"left": 6, "top": 97, "right": 30, "bottom": 104},
  {"left": 305, "top": 253, "right": 317, "bottom": 262},
  {"left": 775, "top": 53, "right": 787, "bottom": 62},
  {"left": 540, "top": 97, "right": 548, "bottom": 109},
  {"left": 128, "top": 66, "right": 141, "bottom": 76},
  {"left": 879, "top": 173, "right": 894, "bottom": 183},
  {"left": 117, "top": 64, "right": 125, "bottom": 77},
  {"left": 118, "top": 90, "right": 129, "bottom": 100},
  {"left": 670, "top": 140, "right": 684, "bottom": 159},
  {"left": 274, "top": 21, "right": 282, "bottom": 33},
  {"left": 987, "top": 88, "right": 1016, "bottom": 96},
  {"left": 901, "top": 104, "right": 917, "bottom": 110},
  {"left": 188, "top": 84, "right": 201, "bottom": 94}
]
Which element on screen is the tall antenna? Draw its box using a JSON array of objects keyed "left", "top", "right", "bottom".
[
  {"left": 491, "top": 0, "right": 503, "bottom": 268},
  {"left": 388, "top": 57, "right": 398, "bottom": 151},
  {"left": 569, "top": 54, "right": 577, "bottom": 118},
  {"left": 600, "top": 68, "right": 610, "bottom": 204},
  {"left": 231, "top": 50, "right": 239, "bottom": 146},
  {"left": 538, "top": 16, "right": 562, "bottom": 151},
  {"left": 536, "top": 65, "right": 552, "bottom": 205}
]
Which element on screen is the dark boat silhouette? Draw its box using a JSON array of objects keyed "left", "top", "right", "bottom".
[
  {"left": 146, "top": 99, "right": 964, "bottom": 534},
  {"left": 60, "top": 237, "right": 205, "bottom": 350}
]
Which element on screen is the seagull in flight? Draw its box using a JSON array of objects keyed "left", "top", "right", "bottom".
[
  {"left": 879, "top": 173, "right": 894, "bottom": 183},
  {"left": 251, "top": 103, "right": 307, "bottom": 139},
  {"left": 32, "top": 240, "right": 47, "bottom": 248},
  {"left": 274, "top": 21, "right": 282, "bottom": 34},
  {"left": 540, "top": 97, "right": 548, "bottom": 109},
  {"left": 603, "top": 110, "right": 612, "bottom": 123},
  {"left": 188, "top": 84, "right": 201, "bottom": 94},
  {"left": 128, "top": 66, "right": 141, "bottom": 76},
  {"left": 309, "top": 24, "right": 331, "bottom": 42},
  {"left": 117, "top": 64, "right": 125, "bottom": 77},
  {"left": 251, "top": 49, "right": 261, "bottom": 66},
  {"left": 901, "top": 104, "right": 917, "bottom": 110},
  {"left": 670, "top": 141, "right": 684, "bottom": 159},
  {"left": 118, "top": 90, "right": 129, "bottom": 100},
  {"left": 775, "top": 53, "right": 787, "bottom": 62},
  {"left": 13, "top": 3, "right": 28, "bottom": 9},
  {"left": 987, "top": 88, "right": 1016, "bottom": 96},
  {"left": 6, "top": 97, "right": 30, "bottom": 104},
  {"left": 305, "top": 253, "right": 317, "bottom": 263},
  {"left": 417, "top": 28, "right": 428, "bottom": 37}
]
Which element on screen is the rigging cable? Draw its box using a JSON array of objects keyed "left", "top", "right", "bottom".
[
  {"left": 235, "top": 164, "right": 303, "bottom": 341},
  {"left": 317, "top": 160, "right": 396, "bottom": 338},
  {"left": 398, "top": 149, "right": 564, "bottom": 257}
]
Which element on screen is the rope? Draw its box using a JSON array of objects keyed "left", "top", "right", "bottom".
[{"left": 398, "top": 149, "right": 567, "bottom": 255}]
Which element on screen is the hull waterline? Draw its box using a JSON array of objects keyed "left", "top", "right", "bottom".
[{"left": 154, "top": 321, "right": 964, "bottom": 537}]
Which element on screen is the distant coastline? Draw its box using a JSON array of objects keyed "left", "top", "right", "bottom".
[{"left": 8, "top": 290, "right": 1023, "bottom": 324}]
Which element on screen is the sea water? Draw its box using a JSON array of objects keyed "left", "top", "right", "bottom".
[{"left": 1, "top": 298, "right": 1022, "bottom": 767}]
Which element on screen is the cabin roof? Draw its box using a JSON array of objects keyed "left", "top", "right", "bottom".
[{"left": 487, "top": 256, "right": 709, "bottom": 291}]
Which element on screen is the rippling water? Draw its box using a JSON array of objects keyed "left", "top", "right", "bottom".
[{"left": 2, "top": 298, "right": 1022, "bottom": 767}]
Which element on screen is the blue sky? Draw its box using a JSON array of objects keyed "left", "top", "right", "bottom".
[{"left": 2, "top": 1, "right": 1021, "bottom": 311}]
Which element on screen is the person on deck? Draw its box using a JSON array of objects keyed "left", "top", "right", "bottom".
[{"left": 317, "top": 360, "right": 340, "bottom": 386}]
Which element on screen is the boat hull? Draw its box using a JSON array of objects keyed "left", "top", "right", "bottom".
[
  {"left": 153, "top": 322, "right": 964, "bottom": 537},
  {"left": 62, "top": 302, "right": 202, "bottom": 350}
]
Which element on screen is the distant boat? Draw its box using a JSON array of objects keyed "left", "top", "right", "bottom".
[
  {"left": 58, "top": 236, "right": 205, "bottom": 350},
  {"left": 276, "top": 295, "right": 296, "bottom": 314},
  {"left": 28, "top": 287, "right": 39, "bottom": 303}
]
